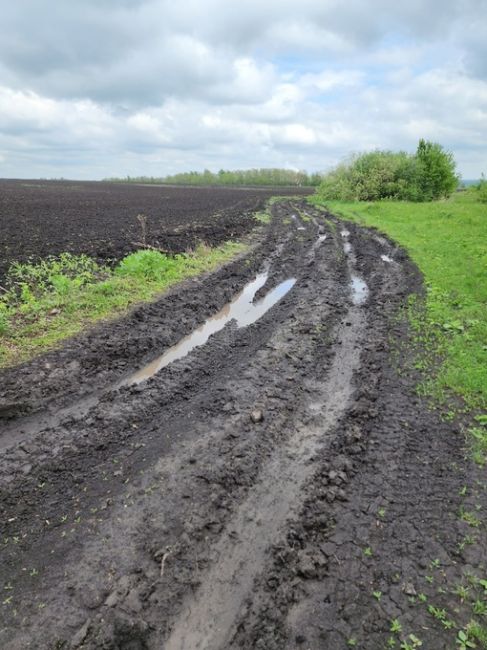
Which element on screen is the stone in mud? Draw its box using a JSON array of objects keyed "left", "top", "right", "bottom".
[
  {"left": 250, "top": 409, "right": 264, "bottom": 423},
  {"left": 402, "top": 582, "right": 417, "bottom": 596}
]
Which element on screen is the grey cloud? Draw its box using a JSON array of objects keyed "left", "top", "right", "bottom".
[{"left": 1, "top": 0, "right": 486, "bottom": 108}]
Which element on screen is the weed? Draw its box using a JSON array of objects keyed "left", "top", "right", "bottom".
[
  {"left": 400, "top": 634, "right": 423, "bottom": 649},
  {"left": 459, "top": 507, "right": 482, "bottom": 528},
  {"left": 390, "top": 619, "right": 402, "bottom": 634},
  {"left": 373, "top": 590, "right": 382, "bottom": 601},
  {"left": 363, "top": 546, "right": 373, "bottom": 557},
  {"left": 473, "top": 600, "right": 487, "bottom": 616},
  {"left": 454, "top": 584, "right": 470, "bottom": 601},
  {"left": 254, "top": 210, "right": 272, "bottom": 224}
]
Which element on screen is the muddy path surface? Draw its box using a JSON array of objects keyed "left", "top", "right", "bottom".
[{"left": 0, "top": 201, "right": 485, "bottom": 649}]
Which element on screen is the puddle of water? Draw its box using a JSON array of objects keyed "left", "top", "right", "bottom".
[
  {"left": 297, "top": 226, "right": 306, "bottom": 231},
  {"left": 318, "top": 234, "right": 327, "bottom": 242},
  {"left": 341, "top": 229, "right": 350, "bottom": 237},
  {"left": 381, "top": 254, "right": 392, "bottom": 263},
  {"left": 124, "top": 273, "right": 296, "bottom": 385},
  {"left": 350, "top": 275, "right": 369, "bottom": 305},
  {"left": 343, "top": 241, "right": 352, "bottom": 254}
]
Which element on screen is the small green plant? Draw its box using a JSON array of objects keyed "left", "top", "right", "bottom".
[
  {"left": 457, "top": 629, "right": 477, "bottom": 649},
  {"left": 390, "top": 619, "right": 402, "bottom": 634},
  {"left": 363, "top": 546, "right": 373, "bottom": 557},
  {"left": 373, "top": 590, "right": 382, "bottom": 601},
  {"left": 460, "top": 507, "right": 482, "bottom": 528},
  {"left": 454, "top": 584, "right": 470, "bottom": 601},
  {"left": 400, "top": 634, "right": 423, "bottom": 649},
  {"left": 472, "top": 599, "right": 487, "bottom": 616},
  {"left": 347, "top": 638, "right": 357, "bottom": 647}
]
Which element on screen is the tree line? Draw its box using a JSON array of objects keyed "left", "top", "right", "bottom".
[{"left": 106, "top": 168, "right": 323, "bottom": 187}]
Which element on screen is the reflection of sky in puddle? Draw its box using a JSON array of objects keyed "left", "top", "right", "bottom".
[
  {"left": 125, "top": 273, "right": 296, "bottom": 385},
  {"left": 381, "top": 254, "right": 392, "bottom": 263},
  {"left": 350, "top": 275, "right": 368, "bottom": 305}
]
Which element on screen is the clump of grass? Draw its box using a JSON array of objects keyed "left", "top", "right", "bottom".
[{"left": 0, "top": 242, "right": 245, "bottom": 366}]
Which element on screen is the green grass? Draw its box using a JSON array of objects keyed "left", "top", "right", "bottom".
[
  {"left": 310, "top": 191, "right": 487, "bottom": 457},
  {"left": 0, "top": 243, "right": 245, "bottom": 367}
]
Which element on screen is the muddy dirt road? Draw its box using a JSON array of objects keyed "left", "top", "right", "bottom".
[{"left": 0, "top": 201, "right": 485, "bottom": 649}]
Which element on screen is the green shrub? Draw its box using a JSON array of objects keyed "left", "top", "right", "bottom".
[
  {"left": 317, "top": 140, "right": 459, "bottom": 202},
  {"left": 416, "top": 139, "right": 459, "bottom": 200}
]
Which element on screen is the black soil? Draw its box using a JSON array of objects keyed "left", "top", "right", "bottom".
[
  {"left": 0, "top": 200, "right": 485, "bottom": 650},
  {"left": 0, "top": 179, "right": 311, "bottom": 281}
]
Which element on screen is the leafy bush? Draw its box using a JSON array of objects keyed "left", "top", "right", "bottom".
[
  {"left": 416, "top": 139, "right": 459, "bottom": 200},
  {"left": 317, "top": 140, "right": 459, "bottom": 202}
]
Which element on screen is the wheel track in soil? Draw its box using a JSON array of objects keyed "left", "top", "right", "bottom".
[{"left": 0, "top": 201, "right": 485, "bottom": 650}]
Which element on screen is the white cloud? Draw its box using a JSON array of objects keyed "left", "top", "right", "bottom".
[{"left": 0, "top": 0, "right": 486, "bottom": 178}]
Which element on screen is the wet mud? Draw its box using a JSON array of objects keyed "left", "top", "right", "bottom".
[{"left": 0, "top": 200, "right": 485, "bottom": 650}]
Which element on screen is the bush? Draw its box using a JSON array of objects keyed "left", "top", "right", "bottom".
[
  {"left": 478, "top": 176, "right": 487, "bottom": 203},
  {"left": 317, "top": 140, "right": 459, "bottom": 202},
  {"left": 416, "top": 139, "right": 459, "bottom": 200}
]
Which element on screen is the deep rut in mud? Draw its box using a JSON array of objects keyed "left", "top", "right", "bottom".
[{"left": 0, "top": 201, "right": 485, "bottom": 650}]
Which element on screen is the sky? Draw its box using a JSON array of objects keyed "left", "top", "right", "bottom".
[{"left": 0, "top": 0, "right": 486, "bottom": 179}]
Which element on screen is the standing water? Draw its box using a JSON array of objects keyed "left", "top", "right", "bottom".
[{"left": 123, "top": 273, "right": 296, "bottom": 385}]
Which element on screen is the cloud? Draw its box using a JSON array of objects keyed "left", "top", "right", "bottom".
[{"left": 0, "top": 0, "right": 486, "bottom": 178}]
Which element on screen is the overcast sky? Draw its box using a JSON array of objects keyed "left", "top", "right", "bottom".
[{"left": 0, "top": 0, "right": 486, "bottom": 179}]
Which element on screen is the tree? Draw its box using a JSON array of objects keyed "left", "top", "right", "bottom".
[{"left": 416, "top": 139, "right": 459, "bottom": 200}]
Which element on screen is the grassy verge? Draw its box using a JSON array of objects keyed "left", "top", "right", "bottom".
[
  {"left": 0, "top": 242, "right": 245, "bottom": 367},
  {"left": 310, "top": 190, "right": 487, "bottom": 461}
]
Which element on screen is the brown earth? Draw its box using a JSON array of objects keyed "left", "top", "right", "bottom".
[{"left": 0, "top": 198, "right": 485, "bottom": 649}]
